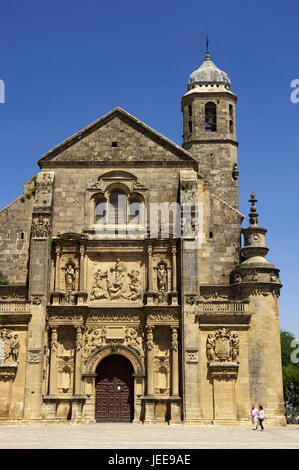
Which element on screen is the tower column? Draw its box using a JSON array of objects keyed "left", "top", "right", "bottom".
[
  {"left": 55, "top": 246, "right": 61, "bottom": 291},
  {"left": 148, "top": 245, "right": 153, "bottom": 291},
  {"left": 144, "top": 325, "right": 155, "bottom": 423},
  {"left": 79, "top": 245, "right": 86, "bottom": 292},
  {"left": 171, "top": 327, "right": 179, "bottom": 396},
  {"left": 74, "top": 327, "right": 83, "bottom": 395},
  {"left": 49, "top": 327, "right": 58, "bottom": 395}
]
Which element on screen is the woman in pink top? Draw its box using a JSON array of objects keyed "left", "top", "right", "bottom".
[{"left": 249, "top": 404, "right": 259, "bottom": 429}]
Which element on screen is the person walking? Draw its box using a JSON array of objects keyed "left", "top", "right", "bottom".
[
  {"left": 258, "top": 405, "right": 265, "bottom": 431},
  {"left": 249, "top": 404, "right": 259, "bottom": 430}
]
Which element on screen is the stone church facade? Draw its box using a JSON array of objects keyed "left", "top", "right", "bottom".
[{"left": 0, "top": 52, "right": 286, "bottom": 425}]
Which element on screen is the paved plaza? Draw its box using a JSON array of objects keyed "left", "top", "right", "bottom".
[{"left": 0, "top": 423, "right": 298, "bottom": 449}]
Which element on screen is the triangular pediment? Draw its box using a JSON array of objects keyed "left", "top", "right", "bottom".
[{"left": 38, "top": 107, "right": 195, "bottom": 167}]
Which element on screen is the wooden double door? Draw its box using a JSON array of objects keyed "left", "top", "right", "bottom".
[{"left": 95, "top": 355, "right": 134, "bottom": 422}]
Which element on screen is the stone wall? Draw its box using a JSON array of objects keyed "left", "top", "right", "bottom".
[{"left": 0, "top": 178, "right": 35, "bottom": 285}]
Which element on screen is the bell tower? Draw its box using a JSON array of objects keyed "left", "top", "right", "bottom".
[{"left": 181, "top": 45, "right": 239, "bottom": 208}]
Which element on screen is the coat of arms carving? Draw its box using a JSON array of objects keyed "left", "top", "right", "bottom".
[{"left": 206, "top": 328, "right": 239, "bottom": 363}]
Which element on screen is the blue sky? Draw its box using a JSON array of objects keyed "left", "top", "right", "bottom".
[{"left": 0, "top": 0, "right": 298, "bottom": 335}]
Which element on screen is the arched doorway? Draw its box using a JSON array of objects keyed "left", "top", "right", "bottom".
[{"left": 95, "top": 354, "right": 134, "bottom": 422}]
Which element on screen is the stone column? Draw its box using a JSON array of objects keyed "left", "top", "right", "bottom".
[
  {"left": 170, "top": 326, "right": 181, "bottom": 423},
  {"left": 171, "top": 246, "right": 177, "bottom": 292},
  {"left": 144, "top": 325, "right": 155, "bottom": 423},
  {"left": 147, "top": 245, "right": 153, "bottom": 291},
  {"left": 171, "top": 327, "right": 179, "bottom": 396},
  {"left": 171, "top": 245, "right": 178, "bottom": 305},
  {"left": 49, "top": 327, "right": 58, "bottom": 395},
  {"left": 146, "top": 245, "right": 155, "bottom": 305},
  {"left": 50, "top": 257, "right": 55, "bottom": 292},
  {"left": 24, "top": 172, "right": 55, "bottom": 421},
  {"left": 79, "top": 245, "right": 86, "bottom": 292},
  {"left": 55, "top": 246, "right": 61, "bottom": 291},
  {"left": 146, "top": 326, "right": 154, "bottom": 395},
  {"left": 74, "top": 327, "right": 83, "bottom": 395}
]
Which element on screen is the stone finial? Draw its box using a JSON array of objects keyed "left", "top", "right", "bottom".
[{"left": 249, "top": 192, "right": 259, "bottom": 226}]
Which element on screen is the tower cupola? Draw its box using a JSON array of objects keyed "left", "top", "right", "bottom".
[{"left": 188, "top": 54, "right": 231, "bottom": 90}]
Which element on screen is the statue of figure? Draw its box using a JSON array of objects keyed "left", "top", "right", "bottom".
[
  {"left": 90, "top": 268, "right": 109, "bottom": 300},
  {"left": 206, "top": 334, "right": 216, "bottom": 362},
  {"left": 65, "top": 263, "right": 75, "bottom": 291},
  {"left": 100, "top": 327, "right": 106, "bottom": 344},
  {"left": 126, "top": 269, "right": 141, "bottom": 300},
  {"left": 0, "top": 333, "right": 5, "bottom": 364},
  {"left": 112, "top": 259, "right": 126, "bottom": 285},
  {"left": 88, "top": 329, "right": 102, "bottom": 354},
  {"left": 10, "top": 334, "right": 20, "bottom": 363},
  {"left": 231, "top": 334, "right": 239, "bottom": 362},
  {"left": 129, "top": 328, "right": 140, "bottom": 346},
  {"left": 157, "top": 263, "right": 167, "bottom": 293},
  {"left": 109, "top": 259, "right": 127, "bottom": 299}
]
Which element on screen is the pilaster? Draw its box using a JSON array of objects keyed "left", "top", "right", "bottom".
[{"left": 24, "top": 171, "right": 55, "bottom": 421}]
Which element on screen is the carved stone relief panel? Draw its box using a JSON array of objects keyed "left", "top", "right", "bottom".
[
  {"left": 0, "top": 329, "right": 20, "bottom": 364},
  {"left": 31, "top": 215, "right": 50, "bottom": 238},
  {"left": 83, "top": 324, "right": 144, "bottom": 364},
  {"left": 185, "top": 350, "right": 199, "bottom": 363},
  {"left": 87, "top": 254, "right": 144, "bottom": 303},
  {"left": 86, "top": 313, "right": 140, "bottom": 324},
  {"left": 147, "top": 312, "right": 179, "bottom": 326},
  {"left": 28, "top": 349, "right": 41, "bottom": 363}
]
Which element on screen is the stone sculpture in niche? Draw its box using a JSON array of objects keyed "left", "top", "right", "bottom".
[
  {"left": 65, "top": 263, "right": 76, "bottom": 291},
  {"left": 157, "top": 262, "right": 168, "bottom": 303},
  {"left": 154, "top": 355, "right": 170, "bottom": 395},
  {"left": 206, "top": 328, "right": 239, "bottom": 363}
]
